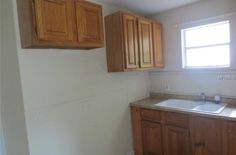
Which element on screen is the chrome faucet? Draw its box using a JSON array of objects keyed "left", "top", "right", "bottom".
[{"left": 199, "top": 92, "right": 206, "bottom": 102}]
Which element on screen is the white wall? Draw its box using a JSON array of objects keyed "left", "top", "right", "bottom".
[
  {"left": 7, "top": 0, "right": 236, "bottom": 155},
  {"left": 0, "top": 1, "right": 5, "bottom": 155},
  {"left": 11, "top": 1, "right": 150, "bottom": 155},
  {"left": 150, "top": 0, "right": 236, "bottom": 98},
  {"left": 0, "top": 0, "right": 30, "bottom": 155}
]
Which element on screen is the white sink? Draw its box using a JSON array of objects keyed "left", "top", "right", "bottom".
[
  {"left": 193, "top": 102, "right": 227, "bottom": 114},
  {"left": 156, "top": 99, "right": 199, "bottom": 110},
  {"left": 155, "top": 99, "right": 227, "bottom": 114}
]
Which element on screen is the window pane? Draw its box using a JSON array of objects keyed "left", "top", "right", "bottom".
[
  {"left": 185, "top": 21, "right": 230, "bottom": 48},
  {"left": 186, "top": 45, "right": 230, "bottom": 68}
]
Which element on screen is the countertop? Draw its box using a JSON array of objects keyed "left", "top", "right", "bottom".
[{"left": 130, "top": 96, "right": 236, "bottom": 122}]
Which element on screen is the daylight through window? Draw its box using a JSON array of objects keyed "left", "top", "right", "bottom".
[{"left": 181, "top": 21, "right": 230, "bottom": 69}]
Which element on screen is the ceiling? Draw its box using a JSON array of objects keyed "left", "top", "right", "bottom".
[{"left": 98, "top": 0, "right": 201, "bottom": 15}]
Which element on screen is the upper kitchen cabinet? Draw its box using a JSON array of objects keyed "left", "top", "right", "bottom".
[
  {"left": 105, "top": 11, "right": 164, "bottom": 72},
  {"left": 152, "top": 22, "right": 164, "bottom": 68},
  {"left": 34, "top": 0, "right": 77, "bottom": 43},
  {"left": 122, "top": 13, "right": 139, "bottom": 70},
  {"left": 138, "top": 18, "right": 154, "bottom": 68},
  {"left": 76, "top": 1, "right": 104, "bottom": 47},
  {"left": 17, "top": 0, "right": 104, "bottom": 49}
]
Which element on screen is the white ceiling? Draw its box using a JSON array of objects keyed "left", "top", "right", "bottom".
[{"left": 98, "top": 0, "right": 201, "bottom": 15}]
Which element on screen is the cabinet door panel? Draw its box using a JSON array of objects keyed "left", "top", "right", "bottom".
[
  {"left": 191, "top": 117, "right": 221, "bottom": 155},
  {"left": 123, "top": 14, "right": 139, "bottom": 69},
  {"left": 131, "top": 107, "right": 143, "bottom": 155},
  {"left": 152, "top": 23, "right": 164, "bottom": 68},
  {"left": 223, "top": 121, "right": 236, "bottom": 155},
  {"left": 138, "top": 18, "right": 154, "bottom": 68},
  {"left": 142, "top": 121, "right": 163, "bottom": 155},
  {"left": 141, "top": 109, "right": 161, "bottom": 122},
  {"left": 164, "top": 125, "right": 190, "bottom": 155},
  {"left": 76, "top": 1, "right": 104, "bottom": 47},
  {"left": 35, "top": 0, "right": 76, "bottom": 42}
]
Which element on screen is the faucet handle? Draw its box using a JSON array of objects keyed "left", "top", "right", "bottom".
[
  {"left": 214, "top": 95, "right": 221, "bottom": 104},
  {"left": 199, "top": 92, "right": 205, "bottom": 96},
  {"left": 198, "top": 92, "right": 206, "bottom": 102}
]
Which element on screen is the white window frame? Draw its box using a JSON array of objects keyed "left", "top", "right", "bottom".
[{"left": 181, "top": 20, "right": 231, "bottom": 69}]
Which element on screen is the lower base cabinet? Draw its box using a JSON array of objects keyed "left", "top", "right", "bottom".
[
  {"left": 131, "top": 107, "right": 236, "bottom": 155},
  {"left": 191, "top": 117, "right": 222, "bottom": 155},
  {"left": 142, "top": 121, "right": 163, "bottom": 155},
  {"left": 223, "top": 121, "right": 236, "bottom": 155},
  {"left": 164, "top": 125, "right": 190, "bottom": 155}
]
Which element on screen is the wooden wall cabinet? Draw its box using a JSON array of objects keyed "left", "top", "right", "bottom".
[
  {"left": 17, "top": 0, "right": 104, "bottom": 49},
  {"left": 131, "top": 107, "right": 232, "bottom": 155},
  {"left": 123, "top": 13, "right": 139, "bottom": 69},
  {"left": 76, "top": 1, "right": 104, "bottom": 47},
  {"left": 138, "top": 18, "right": 154, "bottom": 68},
  {"left": 152, "top": 23, "right": 164, "bottom": 68},
  {"left": 105, "top": 11, "right": 164, "bottom": 72}
]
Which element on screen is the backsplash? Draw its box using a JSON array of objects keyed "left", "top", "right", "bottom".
[{"left": 150, "top": 71, "right": 236, "bottom": 98}]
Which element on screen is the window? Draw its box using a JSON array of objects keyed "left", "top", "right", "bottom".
[{"left": 181, "top": 21, "right": 230, "bottom": 69}]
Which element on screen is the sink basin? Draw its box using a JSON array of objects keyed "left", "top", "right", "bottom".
[
  {"left": 193, "top": 102, "right": 227, "bottom": 114},
  {"left": 155, "top": 99, "right": 227, "bottom": 114},
  {"left": 156, "top": 99, "right": 199, "bottom": 110}
]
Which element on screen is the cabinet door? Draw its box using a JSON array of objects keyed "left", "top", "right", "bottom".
[
  {"left": 138, "top": 18, "right": 154, "bottom": 68},
  {"left": 142, "top": 121, "right": 163, "bottom": 155},
  {"left": 123, "top": 14, "right": 139, "bottom": 69},
  {"left": 191, "top": 117, "right": 221, "bottom": 155},
  {"left": 34, "top": 0, "right": 76, "bottom": 42},
  {"left": 164, "top": 125, "right": 190, "bottom": 155},
  {"left": 223, "top": 121, "right": 236, "bottom": 155},
  {"left": 152, "top": 23, "right": 164, "bottom": 68},
  {"left": 131, "top": 107, "right": 143, "bottom": 155},
  {"left": 76, "top": 1, "right": 104, "bottom": 48}
]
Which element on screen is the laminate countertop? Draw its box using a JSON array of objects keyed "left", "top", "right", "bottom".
[{"left": 130, "top": 95, "right": 236, "bottom": 122}]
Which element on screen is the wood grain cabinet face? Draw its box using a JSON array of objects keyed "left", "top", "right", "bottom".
[
  {"left": 131, "top": 108, "right": 236, "bottom": 155},
  {"left": 17, "top": 0, "right": 104, "bottom": 49},
  {"left": 142, "top": 121, "right": 163, "bottom": 155},
  {"left": 34, "top": 0, "right": 77, "bottom": 42},
  {"left": 164, "top": 125, "right": 190, "bottom": 155},
  {"left": 223, "top": 122, "right": 236, "bottom": 155},
  {"left": 138, "top": 19, "right": 154, "bottom": 68},
  {"left": 152, "top": 23, "right": 164, "bottom": 68},
  {"left": 191, "top": 117, "right": 221, "bottom": 155},
  {"left": 131, "top": 107, "right": 143, "bottom": 155},
  {"left": 105, "top": 11, "right": 164, "bottom": 72},
  {"left": 76, "top": 1, "right": 104, "bottom": 47},
  {"left": 122, "top": 14, "right": 139, "bottom": 69}
]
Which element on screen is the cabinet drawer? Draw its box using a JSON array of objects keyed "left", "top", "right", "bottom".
[
  {"left": 165, "top": 112, "right": 189, "bottom": 128},
  {"left": 141, "top": 109, "right": 161, "bottom": 122}
]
